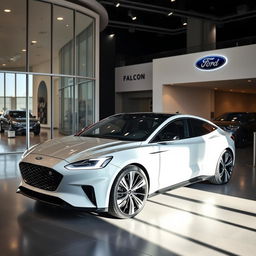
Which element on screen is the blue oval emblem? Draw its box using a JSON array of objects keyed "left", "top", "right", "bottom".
[{"left": 195, "top": 55, "right": 227, "bottom": 71}]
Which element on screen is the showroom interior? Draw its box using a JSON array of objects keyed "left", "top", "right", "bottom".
[{"left": 0, "top": 0, "right": 256, "bottom": 255}]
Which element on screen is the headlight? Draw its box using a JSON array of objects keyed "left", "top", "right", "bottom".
[
  {"left": 65, "top": 156, "right": 113, "bottom": 170},
  {"left": 11, "top": 121, "right": 22, "bottom": 126}
]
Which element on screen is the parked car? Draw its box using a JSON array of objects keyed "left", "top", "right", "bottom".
[
  {"left": 17, "top": 113, "right": 235, "bottom": 218},
  {"left": 213, "top": 112, "right": 256, "bottom": 147},
  {"left": 0, "top": 110, "right": 40, "bottom": 135}
]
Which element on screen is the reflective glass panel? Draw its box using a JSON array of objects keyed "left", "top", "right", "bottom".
[
  {"left": 5, "top": 74, "right": 15, "bottom": 110},
  {"left": 56, "top": 77, "right": 74, "bottom": 135},
  {"left": 76, "top": 12, "right": 94, "bottom": 77},
  {"left": 0, "top": 73, "right": 27, "bottom": 153},
  {"left": 53, "top": 6, "right": 74, "bottom": 75},
  {"left": 77, "top": 78, "right": 94, "bottom": 131},
  {"left": 0, "top": 74, "right": 4, "bottom": 112},
  {"left": 0, "top": 0, "right": 26, "bottom": 72},
  {"left": 29, "top": 0, "right": 51, "bottom": 73},
  {"left": 29, "top": 75, "right": 52, "bottom": 146}
]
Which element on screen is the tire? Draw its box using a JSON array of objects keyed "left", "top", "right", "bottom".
[
  {"left": 210, "top": 149, "right": 234, "bottom": 184},
  {"left": 34, "top": 127, "right": 40, "bottom": 136},
  {"left": 108, "top": 165, "right": 149, "bottom": 219}
]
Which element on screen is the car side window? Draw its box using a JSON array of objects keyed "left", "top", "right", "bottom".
[
  {"left": 188, "top": 118, "right": 216, "bottom": 138},
  {"left": 152, "top": 119, "right": 185, "bottom": 142}
]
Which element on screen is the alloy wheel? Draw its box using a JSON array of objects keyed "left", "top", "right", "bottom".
[
  {"left": 218, "top": 150, "right": 233, "bottom": 183},
  {"left": 115, "top": 168, "right": 148, "bottom": 217}
]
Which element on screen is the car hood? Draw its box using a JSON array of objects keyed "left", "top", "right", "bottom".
[
  {"left": 213, "top": 120, "right": 240, "bottom": 127},
  {"left": 29, "top": 136, "right": 140, "bottom": 162}
]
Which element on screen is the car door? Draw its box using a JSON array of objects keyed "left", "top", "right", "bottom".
[
  {"left": 186, "top": 118, "right": 221, "bottom": 176},
  {"left": 151, "top": 119, "right": 195, "bottom": 189}
]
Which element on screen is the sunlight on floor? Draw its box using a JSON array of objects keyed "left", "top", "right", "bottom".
[{"left": 104, "top": 187, "right": 256, "bottom": 256}]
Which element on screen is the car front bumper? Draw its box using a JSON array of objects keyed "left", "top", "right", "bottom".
[
  {"left": 18, "top": 154, "right": 120, "bottom": 210},
  {"left": 12, "top": 123, "right": 40, "bottom": 134}
]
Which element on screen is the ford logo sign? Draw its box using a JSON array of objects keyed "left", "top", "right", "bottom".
[{"left": 195, "top": 55, "right": 227, "bottom": 71}]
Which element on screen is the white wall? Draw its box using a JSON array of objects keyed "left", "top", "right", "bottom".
[
  {"left": 163, "top": 86, "right": 214, "bottom": 119},
  {"left": 153, "top": 44, "right": 256, "bottom": 113},
  {"left": 115, "top": 62, "right": 152, "bottom": 92}
]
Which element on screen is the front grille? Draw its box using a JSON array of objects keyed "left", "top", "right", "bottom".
[{"left": 19, "top": 162, "right": 63, "bottom": 191}]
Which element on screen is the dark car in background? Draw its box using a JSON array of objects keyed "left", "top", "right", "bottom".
[
  {"left": 0, "top": 110, "right": 40, "bottom": 135},
  {"left": 213, "top": 112, "right": 256, "bottom": 147}
]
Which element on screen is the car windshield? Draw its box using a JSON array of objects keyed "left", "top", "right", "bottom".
[
  {"left": 79, "top": 113, "right": 172, "bottom": 141},
  {"left": 9, "top": 111, "right": 33, "bottom": 118},
  {"left": 215, "top": 113, "right": 248, "bottom": 122}
]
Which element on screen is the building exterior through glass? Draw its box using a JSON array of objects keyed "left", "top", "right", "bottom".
[{"left": 0, "top": 0, "right": 100, "bottom": 153}]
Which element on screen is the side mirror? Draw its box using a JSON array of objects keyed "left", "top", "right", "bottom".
[{"left": 172, "top": 135, "right": 180, "bottom": 141}]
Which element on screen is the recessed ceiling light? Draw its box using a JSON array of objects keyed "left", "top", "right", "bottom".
[
  {"left": 4, "top": 9, "right": 11, "bottom": 13},
  {"left": 65, "top": 24, "right": 69, "bottom": 28},
  {"left": 183, "top": 22, "right": 187, "bottom": 26},
  {"left": 31, "top": 40, "right": 37, "bottom": 44},
  {"left": 115, "top": 2, "right": 120, "bottom": 7},
  {"left": 132, "top": 16, "right": 137, "bottom": 21},
  {"left": 57, "top": 17, "right": 64, "bottom": 21},
  {"left": 168, "top": 12, "right": 173, "bottom": 16},
  {"left": 109, "top": 34, "right": 115, "bottom": 38},
  {"left": 2, "top": 64, "right": 6, "bottom": 66},
  {"left": 171, "top": 0, "right": 176, "bottom": 2},
  {"left": 22, "top": 49, "right": 26, "bottom": 52}
]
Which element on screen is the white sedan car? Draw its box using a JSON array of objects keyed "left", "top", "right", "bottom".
[{"left": 18, "top": 113, "right": 235, "bottom": 218}]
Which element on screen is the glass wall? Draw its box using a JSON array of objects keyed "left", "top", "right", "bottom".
[
  {"left": 0, "top": 0, "right": 97, "bottom": 154},
  {"left": 53, "top": 5, "right": 74, "bottom": 76},
  {"left": 76, "top": 13, "right": 94, "bottom": 78},
  {"left": 0, "top": 0, "right": 26, "bottom": 72},
  {"left": 77, "top": 78, "right": 95, "bottom": 131},
  {"left": 29, "top": 0, "right": 51, "bottom": 74}
]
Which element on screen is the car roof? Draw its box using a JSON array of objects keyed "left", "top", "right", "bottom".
[{"left": 113, "top": 112, "right": 177, "bottom": 118}]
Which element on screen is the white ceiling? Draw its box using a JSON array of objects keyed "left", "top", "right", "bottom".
[
  {"left": 0, "top": 0, "right": 93, "bottom": 70},
  {"left": 168, "top": 78, "right": 256, "bottom": 94}
]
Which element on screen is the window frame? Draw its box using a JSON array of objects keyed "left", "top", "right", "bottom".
[
  {"left": 150, "top": 118, "right": 190, "bottom": 143},
  {"left": 187, "top": 118, "right": 217, "bottom": 139}
]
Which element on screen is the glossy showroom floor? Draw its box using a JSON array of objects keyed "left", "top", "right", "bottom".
[{"left": 0, "top": 144, "right": 256, "bottom": 255}]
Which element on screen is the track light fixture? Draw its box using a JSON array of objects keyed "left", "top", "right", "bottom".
[
  {"left": 182, "top": 18, "right": 187, "bottom": 26},
  {"left": 128, "top": 10, "right": 137, "bottom": 21}
]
